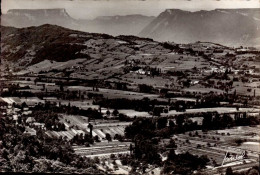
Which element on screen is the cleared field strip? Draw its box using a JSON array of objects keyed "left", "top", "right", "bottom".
[
  {"left": 113, "top": 127, "right": 125, "bottom": 135},
  {"left": 109, "top": 127, "right": 121, "bottom": 135},
  {"left": 45, "top": 130, "right": 85, "bottom": 140},
  {"left": 72, "top": 142, "right": 131, "bottom": 157},
  {"left": 84, "top": 151, "right": 130, "bottom": 158},
  {"left": 75, "top": 148, "right": 128, "bottom": 155},
  {"left": 102, "top": 128, "right": 114, "bottom": 135},
  {"left": 94, "top": 129, "right": 106, "bottom": 138},
  {"left": 73, "top": 144, "right": 129, "bottom": 151},
  {"left": 92, "top": 141, "right": 130, "bottom": 147},
  {"left": 91, "top": 126, "right": 127, "bottom": 139}
]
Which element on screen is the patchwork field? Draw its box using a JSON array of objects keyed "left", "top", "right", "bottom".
[
  {"left": 58, "top": 114, "right": 131, "bottom": 140},
  {"left": 173, "top": 125, "right": 260, "bottom": 172}
]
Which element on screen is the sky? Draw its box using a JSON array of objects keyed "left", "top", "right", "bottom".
[{"left": 2, "top": 0, "right": 260, "bottom": 19}]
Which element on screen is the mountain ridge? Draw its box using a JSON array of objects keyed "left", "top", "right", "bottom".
[
  {"left": 2, "top": 8, "right": 260, "bottom": 47},
  {"left": 139, "top": 8, "right": 260, "bottom": 47},
  {"left": 1, "top": 8, "right": 155, "bottom": 36}
]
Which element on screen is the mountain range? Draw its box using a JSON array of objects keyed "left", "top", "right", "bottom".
[
  {"left": 1, "top": 9, "right": 154, "bottom": 36},
  {"left": 1, "top": 8, "right": 260, "bottom": 47}
]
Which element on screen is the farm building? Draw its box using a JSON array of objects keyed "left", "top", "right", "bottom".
[
  {"left": 12, "top": 114, "right": 19, "bottom": 121},
  {"left": 190, "top": 117, "right": 203, "bottom": 125},
  {"left": 24, "top": 127, "right": 36, "bottom": 136}
]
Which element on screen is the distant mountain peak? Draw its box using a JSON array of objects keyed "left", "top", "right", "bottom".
[
  {"left": 158, "top": 9, "right": 191, "bottom": 18},
  {"left": 6, "top": 8, "right": 71, "bottom": 18},
  {"left": 2, "top": 8, "right": 76, "bottom": 29}
]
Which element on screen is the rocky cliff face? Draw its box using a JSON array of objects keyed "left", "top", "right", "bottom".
[
  {"left": 139, "top": 9, "right": 260, "bottom": 47},
  {"left": 6, "top": 9, "right": 71, "bottom": 18},
  {"left": 1, "top": 9, "right": 78, "bottom": 29}
]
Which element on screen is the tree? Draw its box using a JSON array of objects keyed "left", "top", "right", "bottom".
[
  {"left": 247, "top": 167, "right": 259, "bottom": 175},
  {"left": 226, "top": 167, "right": 233, "bottom": 175},
  {"left": 138, "top": 84, "right": 153, "bottom": 93},
  {"left": 176, "top": 115, "right": 184, "bottom": 127},
  {"left": 169, "top": 120, "right": 175, "bottom": 128},
  {"left": 167, "top": 149, "right": 176, "bottom": 161},
  {"left": 60, "top": 84, "right": 64, "bottom": 92},
  {"left": 157, "top": 117, "right": 167, "bottom": 129},
  {"left": 114, "top": 134, "right": 124, "bottom": 142},
  {"left": 112, "top": 109, "right": 119, "bottom": 116},
  {"left": 166, "top": 139, "right": 177, "bottom": 149},
  {"left": 105, "top": 133, "right": 112, "bottom": 142},
  {"left": 134, "top": 139, "right": 161, "bottom": 165},
  {"left": 94, "top": 135, "right": 100, "bottom": 142},
  {"left": 235, "top": 139, "right": 243, "bottom": 146},
  {"left": 153, "top": 107, "right": 162, "bottom": 116},
  {"left": 88, "top": 123, "right": 93, "bottom": 138}
]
